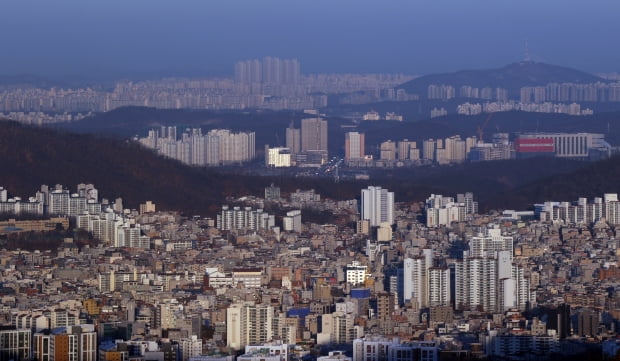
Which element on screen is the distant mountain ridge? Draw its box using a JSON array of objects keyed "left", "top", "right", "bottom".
[{"left": 399, "top": 62, "right": 606, "bottom": 98}]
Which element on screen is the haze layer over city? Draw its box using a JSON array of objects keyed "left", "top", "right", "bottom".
[
  {"left": 2, "top": 0, "right": 620, "bottom": 78},
  {"left": 2, "top": 1, "right": 620, "bottom": 361}
]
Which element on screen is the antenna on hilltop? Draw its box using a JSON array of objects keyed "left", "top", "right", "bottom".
[{"left": 524, "top": 40, "right": 531, "bottom": 62}]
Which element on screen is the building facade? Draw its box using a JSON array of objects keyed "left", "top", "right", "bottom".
[{"left": 361, "top": 186, "right": 394, "bottom": 227}]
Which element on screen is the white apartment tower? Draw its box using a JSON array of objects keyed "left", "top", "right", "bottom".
[
  {"left": 140, "top": 127, "right": 255, "bottom": 166},
  {"left": 403, "top": 249, "right": 433, "bottom": 309},
  {"left": 428, "top": 267, "right": 451, "bottom": 307},
  {"left": 425, "top": 193, "right": 473, "bottom": 227},
  {"left": 283, "top": 210, "right": 302, "bottom": 233},
  {"left": 236, "top": 57, "right": 301, "bottom": 85},
  {"left": 457, "top": 192, "right": 478, "bottom": 215},
  {"left": 361, "top": 186, "right": 394, "bottom": 227},
  {"left": 469, "top": 226, "right": 513, "bottom": 257},
  {"left": 217, "top": 206, "right": 275, "bottom": 231},
  {"left": 455, "top": 256, "right": 498, "bottom": 312},
  {"left": 455, "top": 227, "right": 533, "bottom": 312}
]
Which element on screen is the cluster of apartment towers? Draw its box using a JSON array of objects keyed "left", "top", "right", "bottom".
[
  {"left": 266, "top": 117, "right": 329, "bottom": 167},
  {"left": 400, "top": 227, "right": 533, "bottom": 313},
  {"left": 139, "top": 126, "right": 256, "bottom": 166},
  {"left": 269, "top": 130, "right": 489, "bottom": 167},
  {"left": 357, "top": 187, "right": 532, "bottom": 313},
  {"left": 0, "top": 183, "right": 153, "bottom": 249}
]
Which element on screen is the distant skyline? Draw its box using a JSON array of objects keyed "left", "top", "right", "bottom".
[{"left": 1, "top": 0, "right": 619, "bottom": 80}]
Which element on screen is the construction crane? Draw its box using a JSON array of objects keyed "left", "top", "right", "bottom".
[
  {"left": 275, "top": 132, "right": 281, "bottom": 147},
  {"left": 477, "top": 112, "right": 494, "bottom": 143}
]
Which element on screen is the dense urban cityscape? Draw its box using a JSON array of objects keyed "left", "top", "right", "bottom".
[
  {"left": 4, "top": 60, "right": 620, "bottom": 360},
  {"left": 3, "top": 1, "right": 620, "bottom": 360},
  {"left": 3, "top": 180, "right": 620, "bottom": 360}
]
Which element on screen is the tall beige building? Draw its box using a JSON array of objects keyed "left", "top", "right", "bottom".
[
  {"left": 345, "top": 132, "right": 365, "bottom": 161},
  {"left": 423, "top": 139, "right": 436, "bottom": 161},
  {"left": 226, "top": 303, "right": 273, "bottom": 350},
  {"left": 379, "top": 141, "right": 396, "bottom": 161},
  {"left": 301, "top": 118, "right": 328, "bottom": 153},
  {"left": 438, "top": 136, "right": 466, "bottom": 164},
  {"left": 300, "top": 118, "right": 328, "bottom": 164},
  {"left": 397, "top": 140, "right": 417, "bottom": 160}
]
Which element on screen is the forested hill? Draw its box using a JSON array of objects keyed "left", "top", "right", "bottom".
[
  {"left": 0, "top": 120, "right": 365, "bottom": 215},
  {"left": 399, "top": 62, "right": 606, "bottom": 98},
  {"left": 485, "top": 155, "right": 620, "bottom": 211},
  {"left": 3, "top": 120, "right": 620, "bottom": 216},
  {"left": 0, "top": 120, "right": 258, "bottom": 215}
]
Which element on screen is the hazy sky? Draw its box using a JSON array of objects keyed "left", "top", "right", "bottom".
[{"left": 1, "top": 0, "right": 619, "bottom": 79}]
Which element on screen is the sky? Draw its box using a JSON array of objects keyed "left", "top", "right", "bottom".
[{"left": 1, "top": 0, "right": 619, "bottom": 80}]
